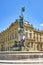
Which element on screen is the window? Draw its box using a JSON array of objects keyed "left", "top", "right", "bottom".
[
  {"left": 5, "top": 38, "right": 7, "bottom": 42},
  {"left": 10, "top": 35, "right": 11, "bottom": 40},
  {"left": 40, "top": 34, "right": 41, "bottom": 42},
  {"left": 4, "top": 38, "right": 5, "bottom": 42},
  {"left": 30, "top": 33, "right": 32, "bottom": 39},
  {"left": 8, "top": 37, "right": 9, "bottom": 41},
  {"left": 12, "top": 34, "right": 14, "bottom": 39},
  {"left": 31, "top": 43, "right": 33, "bottom": 48},
  {"left": 30, "top": 30, "right": 32, "bottom": 32},
  {"left": 27, "top": 43, "right": 30, "bottom": 47},
  {"left": 34, "top": 33, "right": 35, "bottom": 40},
  {"left": 40, "top": 43, "right": 42, "bottom": 50},
  {"left": 25, "top": 32, "right": 28, "bottom": 38},
  {"left": 37, "top": 34, "right": 38, "bottom": 41},
  {"left": 15, "top": 31, "right": 18, "bottom": 38}
]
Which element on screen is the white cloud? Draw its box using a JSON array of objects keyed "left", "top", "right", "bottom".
[{"left": 40, "top": 24, "right": 43, "bottom": 26}]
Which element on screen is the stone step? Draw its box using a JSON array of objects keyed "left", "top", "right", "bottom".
[{"left": 0, "top": 59, "right": 43, "bottom": 65}]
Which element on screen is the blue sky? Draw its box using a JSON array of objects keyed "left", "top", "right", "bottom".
[{"left": 0, "top": 0, "right": 43, "bottom": 32}]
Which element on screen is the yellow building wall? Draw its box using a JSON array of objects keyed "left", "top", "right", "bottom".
[{"left": 0, "top": 21, "right": 43, "bottom": 51}]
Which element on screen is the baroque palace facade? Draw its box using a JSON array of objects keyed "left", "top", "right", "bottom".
[{"left": 0, "top": 19, "right": 43, "bottom": 51}]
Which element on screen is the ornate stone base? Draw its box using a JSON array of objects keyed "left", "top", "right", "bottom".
[{"left": 0, "top": 51, "right": 43, "bottom": 60}]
